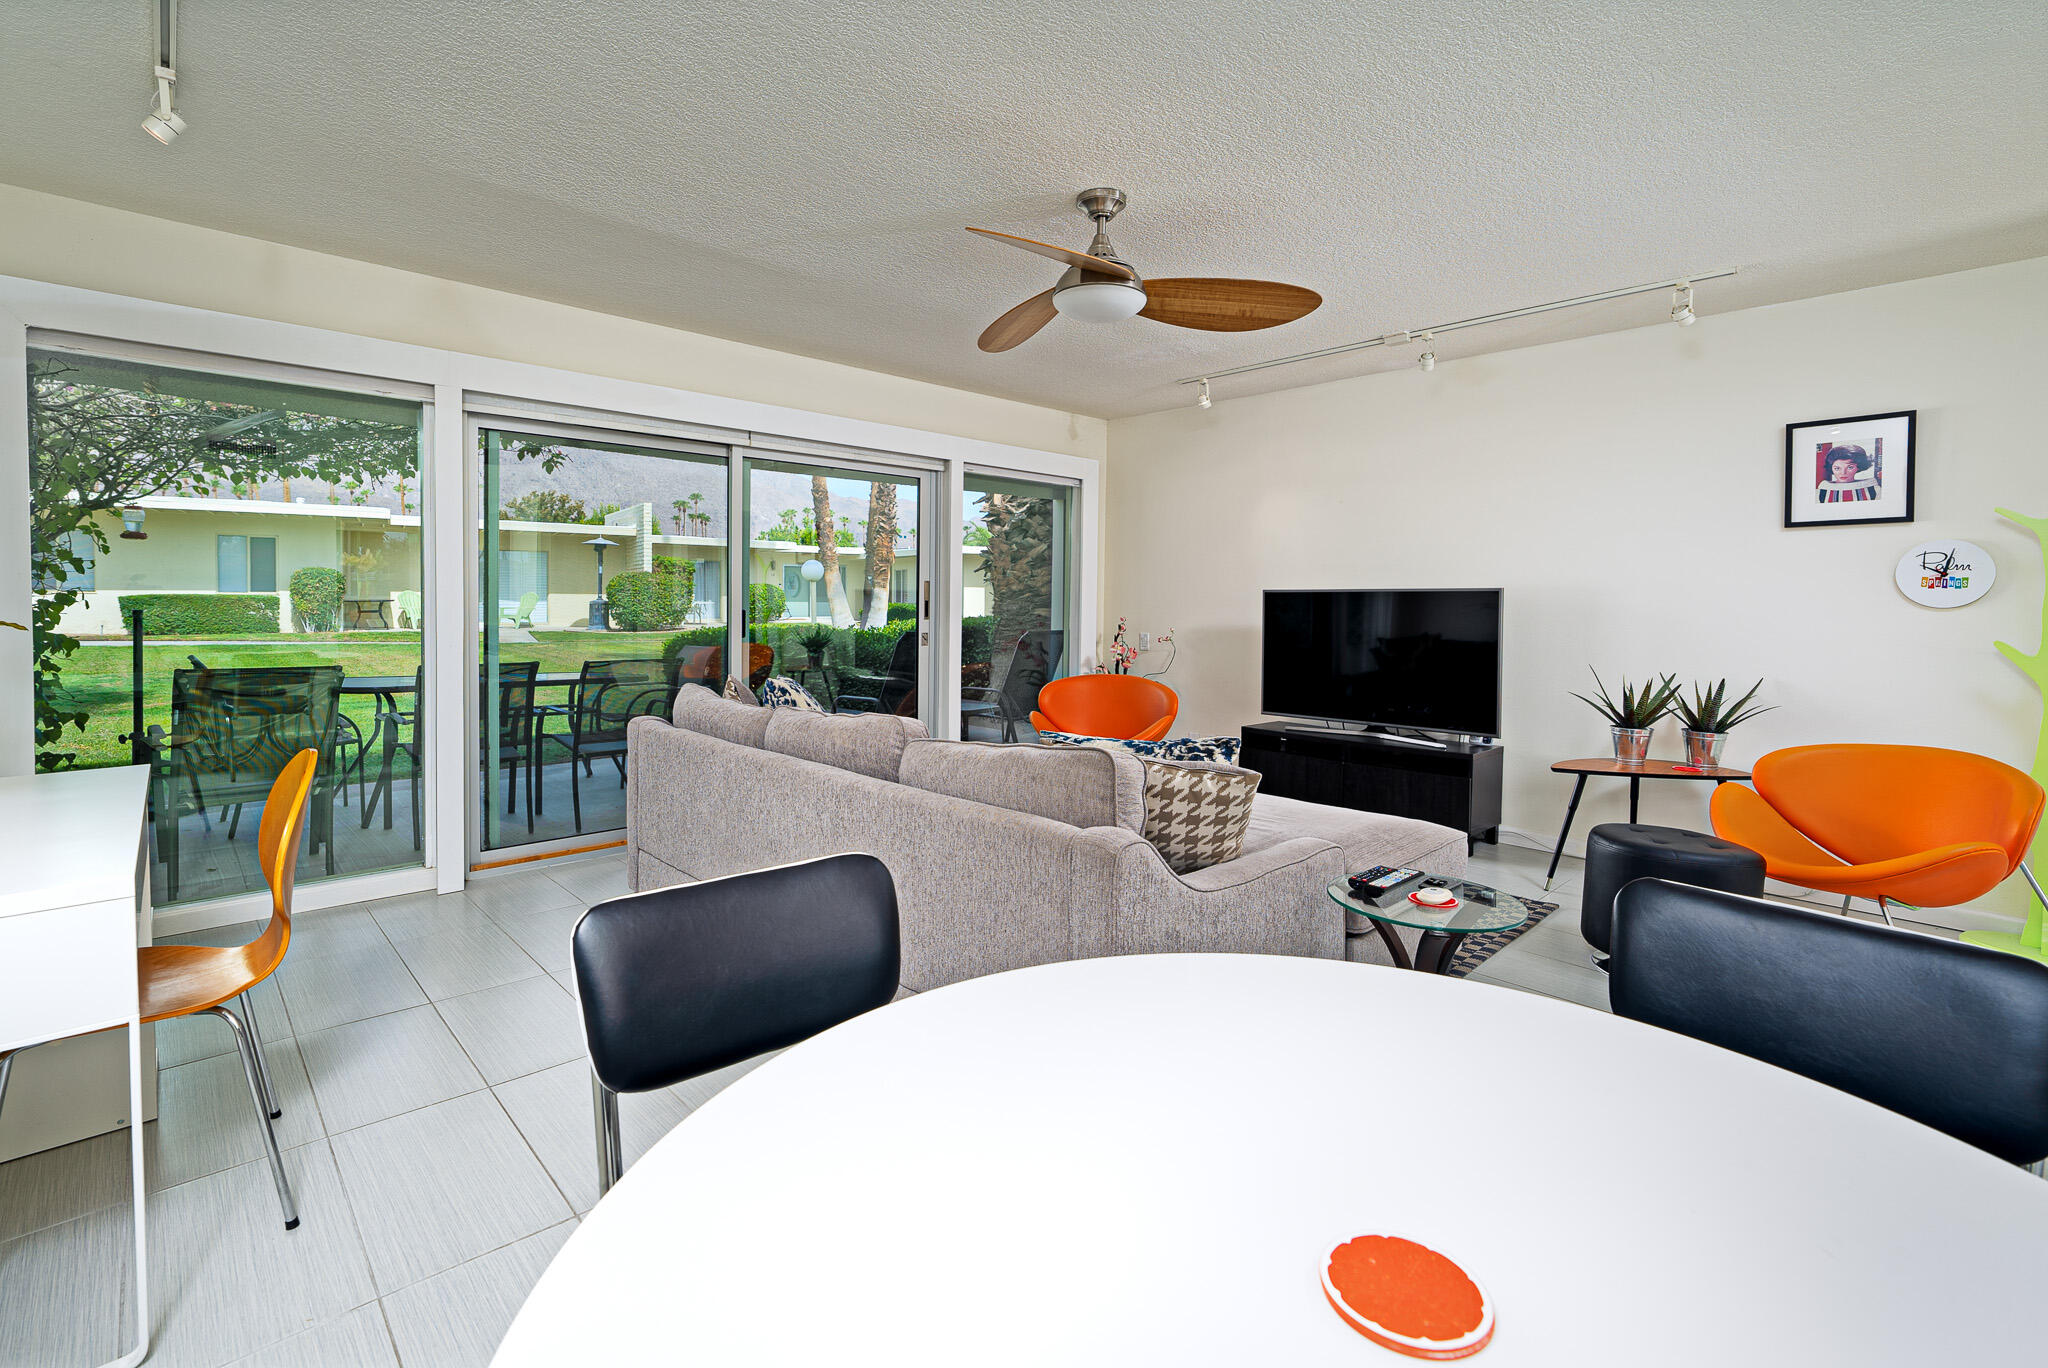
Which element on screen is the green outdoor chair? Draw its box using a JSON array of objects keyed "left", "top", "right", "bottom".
[{"left": 503, "top": 592, "right": 539, "bottom": 629}]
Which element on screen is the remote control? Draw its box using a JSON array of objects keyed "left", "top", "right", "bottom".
[{"left": 1349, "top": 865, "right": 1424, "bottom": 896}]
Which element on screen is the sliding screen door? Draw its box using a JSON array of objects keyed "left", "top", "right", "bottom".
[
  {"left": 741, "top": 457, "right": 929, "bottom": 726},
  {"left": 476, "top": 423, "right": 728, "bottom": 858},
  {"left": 960, "top": 472, "right": 1075, "bottom": 742}
]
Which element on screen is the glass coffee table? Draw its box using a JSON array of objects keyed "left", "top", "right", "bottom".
[{"left": 1327, "top": 877, "right": 1531, "bottom": 975}]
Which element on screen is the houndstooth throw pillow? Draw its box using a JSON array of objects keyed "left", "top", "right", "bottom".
[{"left": 1140, "top": 759, "right": 1261, "bottom": 874}]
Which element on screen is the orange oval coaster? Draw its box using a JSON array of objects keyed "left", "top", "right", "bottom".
[{"left": 1322, "top": 1234, "right": 1494, "bottom": 1360}]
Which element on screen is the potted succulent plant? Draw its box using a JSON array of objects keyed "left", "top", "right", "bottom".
[
  {"left": 797, "top": 626, "right": 835, "bottom": 668},
  {"left": 1671, "top": 679, "right": 1774, "bottom": 769},
  {"left": 1572, "top": 669, "right": 1681, "bottom": 766}
]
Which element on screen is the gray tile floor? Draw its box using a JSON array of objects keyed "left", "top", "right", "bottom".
[
  {"left": 0, "top": 850, "right": 771, "bottom": 1368},
  {"left": 10, "top": 836, "right": 1945, "bottom": 1366}
]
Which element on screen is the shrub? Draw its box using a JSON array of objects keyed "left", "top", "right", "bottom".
[
  {"left": 287, "top": 566, "right": 345, "bottom": 632},
  {"left": 886, "top": 602, "right": 917, "bottom": 621},
  {"left": 118, "top": 592, "right": 280, "bottom": 636},
  {"left": 849, "top": 619, "right": 914, "bottom": 671},
  {"left": 660, "top": 626, "right": 726, "bottom": 670},
  {"left": 962, "top": 615, "right": 995, "bottom": 666},
  {"left": 607, "top": 557, "right": 695, "bottom": 631},
  {"left": 746, "top": 582, "right": 787, "bottom": 624}
]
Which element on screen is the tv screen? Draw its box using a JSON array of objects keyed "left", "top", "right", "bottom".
[{"left": 1262, "top": 589, "right": 1502, "bottom": 736}]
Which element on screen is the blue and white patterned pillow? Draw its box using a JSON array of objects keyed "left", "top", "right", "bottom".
[
  {"left": 1039, "top": 730, "right": 1242, "bottom": 766},
  {"left": 757, "top": 675, "right": 825, "bottom": 712}
]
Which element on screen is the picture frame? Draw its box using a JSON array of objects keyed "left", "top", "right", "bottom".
[{"left": 1783, "top": 410, "right": 1916, "bottom": 528}]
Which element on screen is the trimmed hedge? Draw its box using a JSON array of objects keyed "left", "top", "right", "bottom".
[
  {"left": 608, "top": 557, "right": 695, "bottom": 631},
  {"left": 886, "top": 602, "right": 917, "bottom": 621},
  {"left": 660, "top": 616, "right": 993, "bottom": 679},
  {"left": 119, "top": 593, "right": 280, "bottom": 636},
  {"left": 746, "top": 583, "right": 787, "bottom": 624},
  {"left": 288, "top": 566, "right": 345, "bottom": 632}
]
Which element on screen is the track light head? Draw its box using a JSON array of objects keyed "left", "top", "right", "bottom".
[
  {"left": 1418, "top": 351, "right": 1436, "bottom": 372},
  {"left": 1671, "top": 283, "right": 1695, "bottom": 327},
  {"left": 1196, "top": 378, "right": 1212, "bottom": 410},
  {"left": 143, "top": 65, "right": 184, "bottom": 144},
  {"left": 1416, "top": 334, "right": 1436, "bottom": 372}
]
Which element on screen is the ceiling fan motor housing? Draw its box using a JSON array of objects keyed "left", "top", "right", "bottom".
[{"left": 1055, "top": 186, "right": 1146, "bottom": 320}]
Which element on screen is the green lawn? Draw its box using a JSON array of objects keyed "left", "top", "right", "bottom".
[{"left": 44, "top": 630, "right": 685, "bottom": 770}]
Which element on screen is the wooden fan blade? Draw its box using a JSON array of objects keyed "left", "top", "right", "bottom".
[
  {"left": 966, "top": 227, "right": 1137, "bottom": 281},
  {"left": 978, "top": 290, "right": 1060, "bottom": 352},
  {"left": 1137, "top": 279, "right": 1322, "bottom": 331}
]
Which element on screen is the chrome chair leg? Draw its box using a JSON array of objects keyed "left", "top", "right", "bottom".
[
  {"left": 2021, "top": 861, "right": 2048, "bottom": 914},
  {"left": 0, "top": 1049, "right": 14, "bottom": 1116},
  {"left": 592, "top": 1072, "right": 623, "bottom": 1198},
  {"left": 207, "top": 1005, "right": 298, "bottom": 1230},
  {"left": 239, "top": 992, "right": 281, "bottom": 1119}
]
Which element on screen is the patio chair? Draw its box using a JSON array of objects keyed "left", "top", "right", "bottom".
[
  {"left": 962, "top": 628, "right": 1064, "bottom": 741},
  {"left": 394, "top": 589, "right": 423, "bottom": 630},
  {"left": 537, "top": 659, "right": 674, "bottom": 833},
  {"left": 485, "top": 661, "right": 543, "bottom": 833},
  {"left": 144, "top": 664, "right": 344, "bottom": 901},
  {"left": 835, "top": 630, "right": 919, "bottom": 716},
  {"left": 503, "top": 592, "right": 539, "bottom": 629}
]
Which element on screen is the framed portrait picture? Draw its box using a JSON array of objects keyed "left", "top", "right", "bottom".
[{"left": 1783, "top": 410, "right": 1916, "bottom": 528}]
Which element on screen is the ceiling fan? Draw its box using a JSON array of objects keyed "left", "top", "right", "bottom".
[{"left": 967, "top": 188, "right": 1323, "bottom": 352}]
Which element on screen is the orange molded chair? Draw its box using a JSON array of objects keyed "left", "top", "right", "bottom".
[
  {"left": 1030, "top": 675, "right": 1179, "bottom": 742},
  {"left": 1709, "top": 745, "right": 2045, "bottom": 929},
  {"left": 0, "top": 749, "right": 319, "bottom": 1229}
]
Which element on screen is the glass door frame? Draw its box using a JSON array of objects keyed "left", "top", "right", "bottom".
[
  {"left": 465, "top": 411, "right": 732, "bottom": 869},
  {"left": 732, "top": 443, "right": 942, "bottom": 736}
]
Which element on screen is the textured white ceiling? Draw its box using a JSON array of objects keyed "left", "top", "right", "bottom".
[{"left": 3, "top": 1, "right": 2044, "bottom": 418}]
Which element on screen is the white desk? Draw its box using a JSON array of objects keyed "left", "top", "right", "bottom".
[
  {"left": 0, "top": 766, "right": 153, "bottom": 1368},
  {"left": 496, "top": 953, "right": 2048, "bottom": 1367}
]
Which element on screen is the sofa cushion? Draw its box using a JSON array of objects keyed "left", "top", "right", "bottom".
[
  {"left": 1139, "top": 759, "right": 1261, "bottom": 874},
  {"left": 1042, "top": 731, "right": 1243, "bottom": 766},
  {"left": 763, "top": 708, "right": 925, "bottom": 782},
  {"left": 758, "top": 675, "right": 826, "bottom": 711},
  {"left": 1241, "top": 793, "right": 1463, "bottom": 873},
  {"left": 672, "top": 683, "right": 772, "bottom": 747},
  {"left": 900, "top": 740, "right": 1145, "bottom": 832}
]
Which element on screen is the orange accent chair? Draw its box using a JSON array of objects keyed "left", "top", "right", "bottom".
[
  {"left": 1709, "top": 745, "right": 2045, "bottom": 924},
  {"left": 0, "top": 749, "right": 319, "bottom": 1229},
  {"left": 1030, "top": 675, "right": 1179, "bottom": 742}
]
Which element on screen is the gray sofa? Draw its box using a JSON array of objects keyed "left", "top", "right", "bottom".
[{"left": 625, "top": 686, "right": 1468, "bottom": 992}]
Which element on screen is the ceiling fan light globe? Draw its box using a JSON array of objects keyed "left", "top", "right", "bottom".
[{"left": 1053, "top": 281, "right": 1147, "bottom": 324}]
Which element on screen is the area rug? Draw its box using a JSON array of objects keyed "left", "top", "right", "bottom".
[{"left": 1445, "top": 898, "right": 1559, "bottom": 978}]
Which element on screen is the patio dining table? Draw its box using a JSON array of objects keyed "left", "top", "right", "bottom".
[{"left": 343, "top": 672, "right": 583, "bottom": 831}]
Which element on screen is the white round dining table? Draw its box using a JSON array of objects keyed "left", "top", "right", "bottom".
[{"left": 493, "top": 953, "right": 2048, "bottom": 1366}]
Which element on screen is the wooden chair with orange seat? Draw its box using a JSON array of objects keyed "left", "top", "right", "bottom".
[
  {"left": 1710, "top": 744, "right": 2047, "bottom": 944},
  {"left": 1030, "top": 674, "right": 1179, "bottom": 742},
  {"left": 0, "top": 749, "right": 319, "bottom": 1230}
]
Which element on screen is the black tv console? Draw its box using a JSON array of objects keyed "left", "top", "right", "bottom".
[{"left": 1239, "top": 722, "right": 1503, "bottom": 852}]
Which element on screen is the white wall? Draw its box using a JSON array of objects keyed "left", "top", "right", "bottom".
[
  {"left": 0, "top": 183, "right": 1106, "bottom": 464},
  {"left": 1106, "top": 256, "right": 2048, "bottom": 916}
]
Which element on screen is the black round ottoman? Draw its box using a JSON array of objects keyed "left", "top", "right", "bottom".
[{"left": 1581, "top": 824, "right": 1764, "bottom": 960}]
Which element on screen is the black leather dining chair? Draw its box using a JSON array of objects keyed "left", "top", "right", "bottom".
[
  {"left": 1609, "top": 879, "right": 2048, "bottom": 1165},
  {"left": 571, "top": 853, "right": 902, "bottom": 1196}
]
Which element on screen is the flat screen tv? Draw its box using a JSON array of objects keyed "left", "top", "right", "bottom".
[{"left": 1262, "top": 589, "right": 1502, "bottom": 736}]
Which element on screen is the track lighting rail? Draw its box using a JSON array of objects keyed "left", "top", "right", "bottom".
[{"left": 1180, "top": 268, "right": 1739, "bottom": 396}]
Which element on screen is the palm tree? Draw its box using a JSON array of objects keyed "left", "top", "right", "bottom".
[
  {"left": 861, "top": 482, "right": 898, "bottom": 627},
  {"left": 810, "top": 476, "right": 855, "bottom": 627}
]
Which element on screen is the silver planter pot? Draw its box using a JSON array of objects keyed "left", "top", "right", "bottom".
[
  {"left": 1683, "top": 729, "right": 1728, "bottom": 769},
  {"left": 1611, "top": 727, "right": 1653, "bottom": 765}
]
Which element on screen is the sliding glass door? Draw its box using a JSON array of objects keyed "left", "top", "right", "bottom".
[
  {"left": 476, "top": 422, "right": 728, "bottom": 857},
  {"left": 960, "top": 472, "right": 1075, "bottom": 742},
  {"left": 742, "top": 457, "right": 930, "bottom": 724},
  {"left": 24, "top": 344, "right": 427, "bottom": 905}
]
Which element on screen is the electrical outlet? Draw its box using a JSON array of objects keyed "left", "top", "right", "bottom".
[{"left": 1138, "top": 633, "right": 1151, "bottom": 651}]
